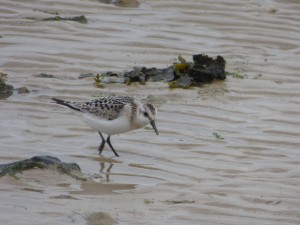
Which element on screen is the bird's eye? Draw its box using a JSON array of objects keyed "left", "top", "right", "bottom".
[{"left": 143, "top": 112, "right": 149, "bottom": 117}]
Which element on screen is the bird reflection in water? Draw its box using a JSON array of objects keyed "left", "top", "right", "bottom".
[{"left": 100, "top": 162, "right": 114, "bottom": 182}]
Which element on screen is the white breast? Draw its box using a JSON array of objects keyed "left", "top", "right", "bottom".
[{"left": 75, "top": 111, "right": 134, "bottom": 135}]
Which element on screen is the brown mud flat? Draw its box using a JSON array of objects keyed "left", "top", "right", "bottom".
[{"left": 1, "top": 0, "right": 300, "bottom": 224}]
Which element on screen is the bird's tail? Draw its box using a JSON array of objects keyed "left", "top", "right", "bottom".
[{"left": 52, "top": 98, "right": 81, "bottom": 112}]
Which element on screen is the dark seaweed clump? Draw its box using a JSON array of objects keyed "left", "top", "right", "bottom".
[
  {"left": 26, "top": 15, "right": 88, "bottom": 24},
  {"left": 166, "top": 54, "right": 226, "bottom": 88},
  {"left": 101, "top": 54, "right": 226, "bottom": 88},
  {"left": 123, "top": 66, "right": 174, "bottom": 85},
  {"left": 189, "top": 54, "right": 226, "bottom": 82},
  {"left": 97, "top": 0, "right": 140, "bottom": 8},
  {"left": 0, "top": 78, "right": 13, "bottom": 99},
  {"left": 35, "top": 73, "right": 55, "bottom": 78},
  {"left": 42, "top": 15, "right": 88, "bottom": 24}
]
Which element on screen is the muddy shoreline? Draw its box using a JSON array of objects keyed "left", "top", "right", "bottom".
[{"left": 1, "top": 0, "right": 300, "bottom": 224}]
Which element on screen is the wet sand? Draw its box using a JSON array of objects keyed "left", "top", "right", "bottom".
[{"left": 1, "top": 0, "right": 300, "bottom": 224}]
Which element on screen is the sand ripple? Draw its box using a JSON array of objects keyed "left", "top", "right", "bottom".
[{"left": 1, "top": 0, "right": 300, "bottom": 224}]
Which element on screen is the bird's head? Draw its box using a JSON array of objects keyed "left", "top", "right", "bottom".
[{"left": 137, "top": 103, "right": 159, "bottom": 135}]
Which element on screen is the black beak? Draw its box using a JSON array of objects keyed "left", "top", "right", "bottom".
[{"left": 150, "top": 120, "right": 159, "bottom": 135}]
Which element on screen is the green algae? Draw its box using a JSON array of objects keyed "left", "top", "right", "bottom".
[
  {"left": 94, "top": 74, "right": 105, "bottom": 88},
  {"left": 225, "top": 71, "right": 247, "bottom": 79},
  {"left": 213, "top": 132, "right": 225, "bottom": 140}
]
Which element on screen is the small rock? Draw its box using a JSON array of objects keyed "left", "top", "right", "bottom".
[
  {"left": 266, "top": 5, "right": 277, "bottom": 13},
  {"left": 35, "top": 73, "right": 55, "bottom": 78},
  {"left": 86, "top": 212, "right": 118, "bottom": 225},
  {"left": 18, "top": 86, "right": 30, "bottom": 94},
  {"left": 50, "top": 195, "right": 79, "bottom": 200},
  {"left": 0, "top": 155, "right": 84, "bottom": 180}
]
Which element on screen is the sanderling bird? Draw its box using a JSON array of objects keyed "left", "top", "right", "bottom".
[{"left": 52, "top": 96, "right": 158, "bottom": 157}]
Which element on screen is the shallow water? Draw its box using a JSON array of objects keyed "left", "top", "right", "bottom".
[{"left": 1, "top": 0, "right": 300, "bottom": 224}]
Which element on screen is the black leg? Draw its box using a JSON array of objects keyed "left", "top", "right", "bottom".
[
  {"left": 98, "top": 131, "right": 106, "bottom": 155},
  {"left": 106, "top": 135, "right": 119, "bottom": 157}
]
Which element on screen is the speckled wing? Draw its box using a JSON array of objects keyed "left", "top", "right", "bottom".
[{"left": 74, "top": 96, "right": 135, "bottom": 120}]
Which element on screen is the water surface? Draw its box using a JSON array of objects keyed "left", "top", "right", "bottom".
[{"left": 1, "top": 0, "right": 300, "bottom": 224}]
